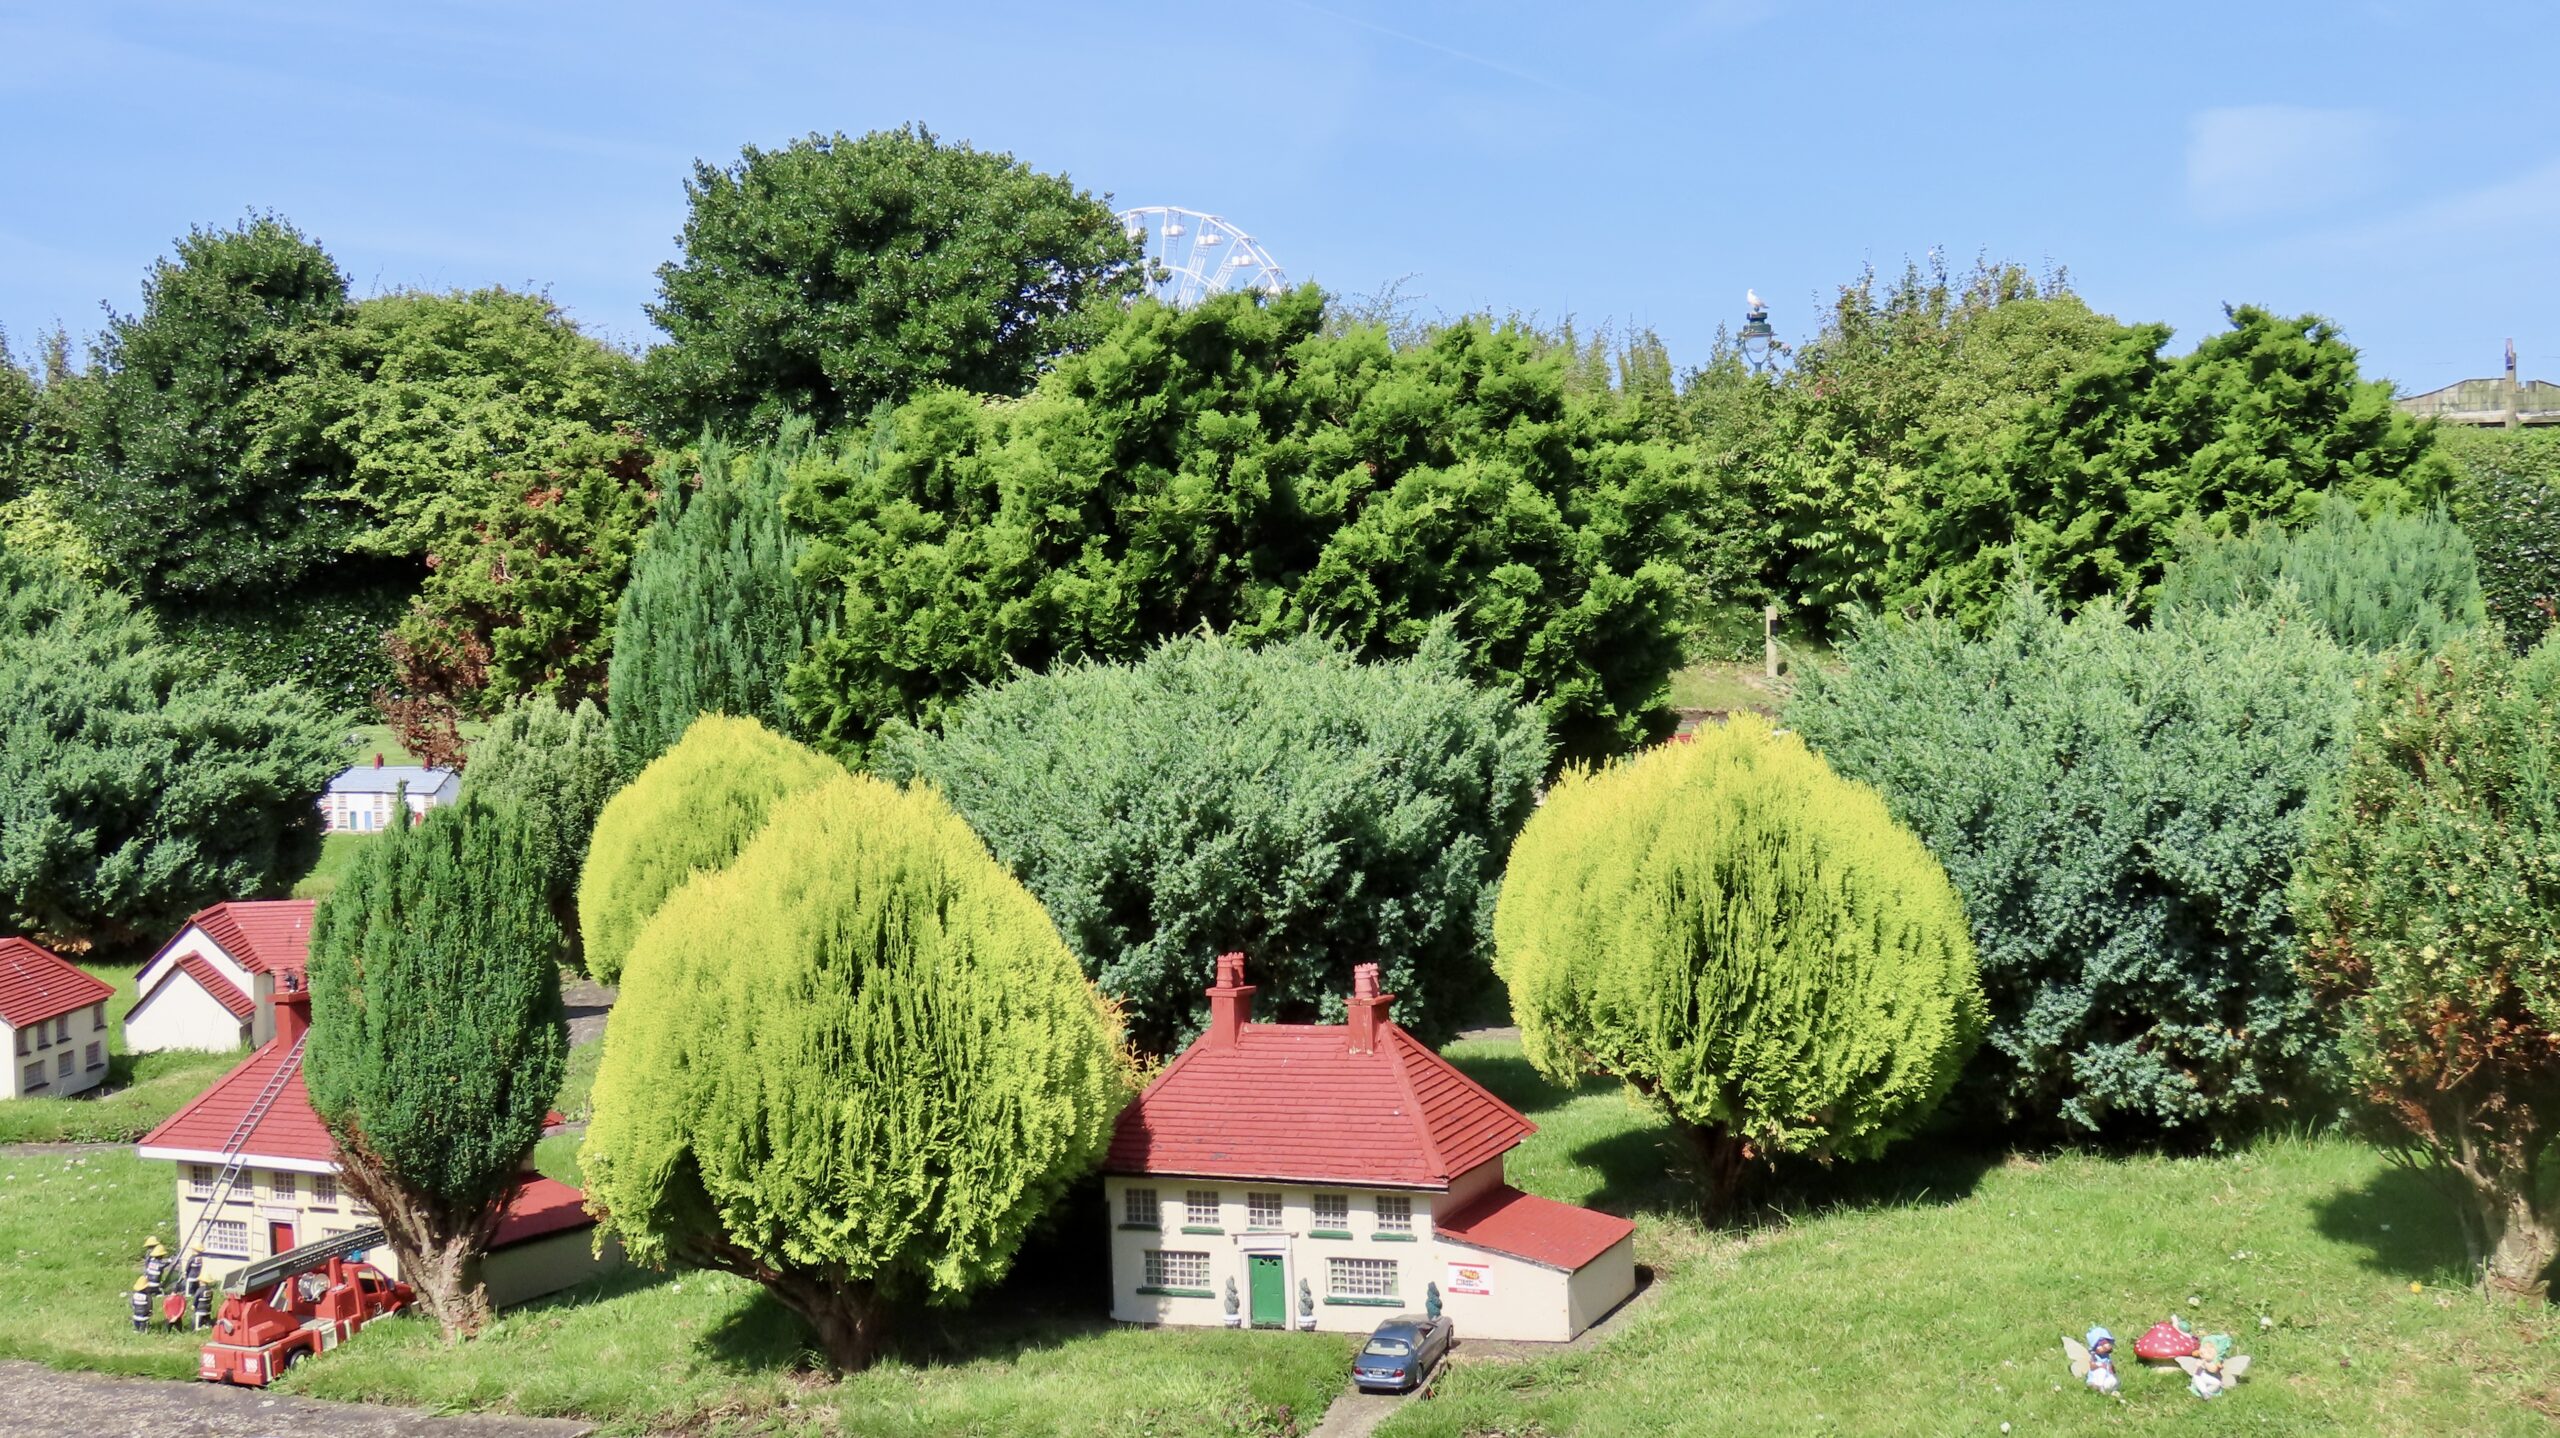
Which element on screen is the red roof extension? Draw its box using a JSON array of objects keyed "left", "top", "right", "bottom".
[
  {"left": 188, "top": 900, "right": 317, "bottom": 976},
  {"left": 136, "top": 1038, "right": 335, "bottom": 1166},
  {"left": 1435, "top": 1184, "right": 1635, "bottom": 1272},
  {"left": 0, "top": 937, "right": 115, "bottom": 1029},
  {"left": 490, "top": 1176, "right": 595, "bottom": 1250},
  {"left": 174, "top": 955, "right": 253, "bottom": 1020},
  {"left": 1105, "top": 1021, "right": 1535, "bottom": 1189}
]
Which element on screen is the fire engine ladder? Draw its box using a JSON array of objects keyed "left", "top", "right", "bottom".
[
  {"left": 221, "top": 1224, "right": 387, "bottom": 1297},
  {"left": 174, "top": 1032, "right": 310, "bottom": 1275}
]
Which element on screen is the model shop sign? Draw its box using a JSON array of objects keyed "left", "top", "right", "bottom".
[{"left": 1444, "top": 1261, "right": 1494, "bottom": 1297}]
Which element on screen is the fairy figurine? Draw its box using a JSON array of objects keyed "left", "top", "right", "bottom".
[
  {"left": 2061, "top": 1326, "right": 2120, "bottom": 1395},
  {"left": 2176, "top": 1333, "right": 2251, "bottom": 1399}
]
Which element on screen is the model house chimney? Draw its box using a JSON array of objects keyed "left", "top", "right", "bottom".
[
  {"left": 374, "top": 752, "right": 385, "bottom": 768},
  {"left": 1205, "top": 952, "right": 1255, "bottom": 1048},
  {"left": 1347, "top": 963, "right": 1394, "bottom": 1054},
  {"left": 272, "top": 973, "right": 311, "bottom": 1047}
]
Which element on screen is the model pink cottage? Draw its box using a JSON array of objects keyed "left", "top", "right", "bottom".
[{"left": 1105, "top": 955, "right": 1636, "bottom": 1342}]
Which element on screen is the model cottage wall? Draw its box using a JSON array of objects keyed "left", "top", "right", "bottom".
[
  {"left": 125, "top": 901, "right": 317, "bottom": 1054},
  {"left": 1104, "top": 956, "right": 1636, "bottom": 1344},
  {"left": 168, "top": 1159, "right": 387, "bottom": 1286},
  {"left": 2, "top": 938, "right": 115, "bottom": 1102}
]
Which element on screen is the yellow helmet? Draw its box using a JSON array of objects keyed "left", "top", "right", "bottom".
[
  {"left": 131, "top": 1276, "right": 152, "bottom": 1291},
  {"left": 143, "top": 1236, "right": 167, "bottom": 1254}
]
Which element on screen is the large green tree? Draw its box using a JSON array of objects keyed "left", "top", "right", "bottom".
[
  {"left": 67, "top": 215, "right": 356, "bottom": 600},
  {"left": 2154, "top": 495, "right": 2485, "bottom": 655},
  {"left": 463, "top": 696, "right": 616, "bottom": 971},
  {"left": 2440, "top": 426, "right": 2560, "bottom": 652},
  {"left": 642, "top": 126, "right": 1141, "bottom": 440},
  {"left": 581, "top": 770, "right": 1129, "bottom": 1370},
  {"left": 1495, "top": 714, "right": 1982, "bottom": 1219},
  {"left": 577, "top": 714, "right": 843, "bottom": 982},
  {"left": 0, "top": 553, "right": 345, "bottom": 951},
  {"left": 2295, "top": 633, "right": 2560, "bottom": 1301},
  {"left": 305, "top": 793, "right": 567, "bottom": 1336},
  {"left": 787, "top": 287, "right": 1701, "bottom": 763},
  {"left": 606, "top": 429, "right": 830, "bottom": 774},
  {"left": 884, "top": 628, "right": 1547, "bottom": 1054},
  {"left": 1788, "top": 589, "right": 2361, "bottom": 1137}
]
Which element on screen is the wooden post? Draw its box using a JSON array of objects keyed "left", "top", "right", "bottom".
[
  {"left": 2507, "top": 338, "right": 2522, "bottom": 430},
  {"left": 1764, "top": 604, "right": 1779, "bottom": 680}
]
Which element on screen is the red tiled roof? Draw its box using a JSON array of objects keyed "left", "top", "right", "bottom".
[
  {"left": 1105, "top": 1022, "right": 1535, "bottom": 1189},
  {"left": 137, "top": 1039, "right": 336, "bottom": 1166},
  {"left": 190, "top": 900, "right": 317, "bottom": 977},
  {"left": 1435, "top": 1184, "right": 1635, "bottom": 1272},
  {"left": 173, "top": 955, "right": 253, "bottom": 1020},
  {"left": 490, "top": 1176, "right": 596, "bottom": 1250},
  {"left": 0, "top": 937, "right": 114, "bottom": 1028}
]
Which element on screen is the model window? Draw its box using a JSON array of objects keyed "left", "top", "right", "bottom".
[
  {"left": 1312, "top": 1193, "right": 1349, "bottom": 1229},
  {"left": 1143, "top": 1250, "right": 1209, "bottom": 1289},
  {"left": 56, "top": 1051, "right": 72, "bottom": 1078},
  {"left": 314, "top": 1174, "right": 339, "bottom": 1207},
  {"left": 85, "top": 1042, "right": 103, "bottom": 1070},
  {"left": 1374, "top": 1195, "right": 1412, "bottom": 1232},
  {"left": 204, "top": 1220, "right": 250, "bottom": 1257},
  {"left": 1184, "top": 1189, "right": 1220, "bottom": 1227},
  {"left": 20, "top": 1062, "right": 39, "bottom": 1090},
  {"left": 1328, "top": 1256, "right": 1399, "bottom": 1300},
  {"left": 271, "top": 1171, "right": 298, "bottom": 1200},
  {"left": 91, "top": 1002, "right": 105, "bottom": 1028},
  {"left": 1247, "top": 1192, "right": 1284, "bottom": 1230},
  {"left": 1122, "top": 1187, "right": 1157, "bottom": 1227},
  {"left": 56, "top": 1015, "right": 69, "bottom": 1043},
  {"left": 189, "top": 1165, "right": 215, "bottom": 1198}
]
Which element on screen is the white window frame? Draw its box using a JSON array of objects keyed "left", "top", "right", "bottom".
[
  {"left": 1246, "top": 1192, "right": 1284, "bottom": 1231},
  {"left": 313, "top": 1174, "right": 339, "bottom": 1207},
  {"left": 270, "top": 1170, "right": 297, "bottom": 1201},
  {"left": 203, "top": 1220, "right": 250, "bottom": 1258},
  {"left": 1328, "top": 1256, "right": 1399, "bottom": 1301},
  {"left": 1184, "top": 1189, "right": 1220, "bottom": 1229},
  {"left": 1142, "top": 1249, "right": 1210, "bottom": 1291},
  {"left": 1374, "top": 1194, "right": 1412, "bottom": 1233},
  {"left": 188, "top": 1165, "right": 215, "bottom": 1199},
  {"left": 1311, "top": 1193, "right": 1349, "bottom": 1231},
  {"left": 1121, "top": 1187, "right": 1157, "bottom": 1227}
]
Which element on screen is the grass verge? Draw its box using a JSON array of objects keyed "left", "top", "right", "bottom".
[{"left": 291, "top": 831, "right": 379, "bottom": 901}]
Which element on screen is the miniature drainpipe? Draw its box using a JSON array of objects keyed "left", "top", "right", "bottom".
[
  {"left": 1347, "top": 962, "right": 1393, "bottom": 1055},
  {"left": 1205, "top": 952, "right": 1255, "bottom": 1048}
]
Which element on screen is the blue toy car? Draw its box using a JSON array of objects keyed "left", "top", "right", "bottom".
[{"left": 1352, "top": 1314, "right": 1451, "bottom": 1393}]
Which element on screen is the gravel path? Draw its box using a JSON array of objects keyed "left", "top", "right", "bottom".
[{"left": 0, "top": 1359, "right": 590, "bottom": 1437}]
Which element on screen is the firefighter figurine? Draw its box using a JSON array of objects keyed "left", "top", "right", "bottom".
[
  {"left": 139, "top": 1235, "right": 174, "bottom": 1291},
  {"left": 190, "top": 1278, "right": 215, "bottom": 1331},
  {"left": 128, "top": 1277, "right": 153, "bottom": 1333}
]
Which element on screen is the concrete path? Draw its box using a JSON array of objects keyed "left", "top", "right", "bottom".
[
  {"left": 560, "top": 978, "right": 615, "bottom": 1048},
  {"left": 0, "top": 1360, "right": 590, "bottom": 1438},
  {"left": 1307, "top": 1386, "right": 1409, "bottom": 1438}
]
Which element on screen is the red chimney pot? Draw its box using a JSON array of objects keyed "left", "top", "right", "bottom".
[
  {"left": 1347, "top": 962, "right": 1393, "bottom": 1054},
  {"left": 374, "top": 752, "right": 385, "bottom": 768},
  {"left": 1204, "top": 952, "right": 1255, "bottom": 1048}
]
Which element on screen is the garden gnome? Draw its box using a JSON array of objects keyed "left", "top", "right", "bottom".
[
  {"left": 128, "top": 1277, "right": 152, "bottom": 1333},
  {"left": 1426, "top": 1281, "right": 1443, "bottom": 1321}
]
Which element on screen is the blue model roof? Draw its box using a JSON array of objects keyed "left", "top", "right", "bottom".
[{"left": 326, "top": 765, "right": 460, "bottom": 800}]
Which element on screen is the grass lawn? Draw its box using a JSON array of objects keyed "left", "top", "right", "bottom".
[
  {"left": 2, "top": 1037, "right": 2552, "bottom": 1435},
  {"left": 346, "top": 720, "right": 488, "bottom": 768},
  {"left": 0, "top": 960, "right": 234, "bottom": 1145},
  {"left": 291, "top": 831, "right": 379, "bottom": 901}
]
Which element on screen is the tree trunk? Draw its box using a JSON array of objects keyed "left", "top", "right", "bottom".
[
  {"left": 764, "top": 1271, "right": 886, "bottom": 1373},
  {"left": 1682, "top": 1122, "right": 1754, "bottom": 1224},
  {"left": 332, "top": 1153, "right": 498, "bottom": 1339},
  {"left": 2482, "top": 1191, "right": 2557, "bottom": 1302}
]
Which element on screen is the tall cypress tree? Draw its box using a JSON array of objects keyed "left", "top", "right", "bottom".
[
  {"left": 465, "top": 696, "right": 617, "bottom": 971},
  {"left": 304, "top": 794, "right": 567, "bottom": 1337},
  {"left": 606, "top": 427, "right": 829, "bottom": 774}
]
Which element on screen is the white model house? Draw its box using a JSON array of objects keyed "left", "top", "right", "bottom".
[
  {"left": 125, "top": 901, "right": 316, "bottom": 1055},
  {"left": 2, "top": 937, "right": 115, "bottom": 1101},
  {"left": 1105, "top": 956, "right": 1636, "bottom": 1343},
  {"left": 321, "top": 760, "right": 459, "bottom": 833}
]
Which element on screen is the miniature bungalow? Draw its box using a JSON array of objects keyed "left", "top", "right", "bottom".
[
  {"left": 137, "top": 984, "right": 618, "bottom": 1301},
  {"left": 125, "top": 900, "right": 316, "bottom": 1055},
  {"left": 1105, "top": 956, "right": 1636, "bottom": 1343},
  {"left": 2, "top": 937, "right": 114, "bottom": 1101},
  {"left": 321, "top": 760, "right": 459, "bottom": 833}
]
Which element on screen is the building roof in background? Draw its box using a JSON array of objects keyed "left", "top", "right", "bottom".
[
  {"left": 1434, "top": 1183, "right": 1635, "bottom": 1272},
  {"left": 187, "top": 900, "right": 317, "bottom": 978},
  {"left": 137, "top": 1038, "right": 335, "bottom": 1170},
  {"left": 0, "top": 937, "right": 114, "bottom": 1028},
  {"left": 1105, "top": 1021, "right": 1535, "bottom": 1189},
  {"left": 490, "top": 1176, "right": 596, "bottom": 1249},
  {"left": 326, "top": 765, "right": 459, "bottom": 799},
  {"left": 2394, "top": 376, "right": 2560, "bottom": 426}
]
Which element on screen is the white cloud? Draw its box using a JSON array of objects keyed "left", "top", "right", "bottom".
[{"left": 2186, "top": 105, "right": 2389, "bottom": 222}]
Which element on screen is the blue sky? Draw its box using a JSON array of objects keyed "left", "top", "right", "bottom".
[{"left": 3, "top": 1, "right": 2553, "bottom": 394}]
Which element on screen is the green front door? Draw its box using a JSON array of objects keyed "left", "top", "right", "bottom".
[{"left": 1248, "top": 1253, "right": 1286, "bottom": 1329}]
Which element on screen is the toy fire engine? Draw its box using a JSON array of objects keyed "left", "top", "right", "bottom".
[{"left": 197, "top": 1226, "right": 413, "bottom": 1386}]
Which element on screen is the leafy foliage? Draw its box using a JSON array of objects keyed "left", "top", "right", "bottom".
[
  {"left": 575, "top": 714, "right": 842, "bottom": 983},
  {"left": 305, "top": 794, "right": 567, "bottom": 1335},
  {"left": 157, "top": 575, "right": 412, "bottom": 703},
  {"left": 1788, "top": 590, "right": 2362, "bottom": 1137},
  {"left": 2440, "top": 426, "right": 2560, "bottom": 652},
  {"left": 0, "top": 554, "right": 345, "bottom": 951},
  {"left": 0, "top": 327, "right": 92, "bottom": 506},
  {"left": 882, "top": 629, "right": 1547, "bottom": 1054},
  {"left": 2295, "top": 633, "right": 2560, "bottom": 1298},
  {"left": 463, "top": 697, "right": 616, "bottom": 971},
  {"left": 66, "top": 215, "right": 356, "bottom": 601},
  {"left": 2155, "top": 495, "right": 2485, "bottom": 654},
  {"left": 581, "top": 771, "right": 1129, "bottom": 1370},
  {"left": 787, "top": 287, "right": 1701, "bottom": 763},
  {"left": 642, "top": 125, "right": 1141, "bottom": 440},
  {"left": 1891, "top": 306, "right": 2452, "bottom": 624},
  {"left": 1494, "top": 714, "right": 1981, "bottom": 1218},
  {"left": 606, "top": 429, "right": 830, "bottom": 774}
]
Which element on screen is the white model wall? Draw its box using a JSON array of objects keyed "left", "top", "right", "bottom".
[{"left": 126, "top": 972, "right": 247, "bottom": 1055}]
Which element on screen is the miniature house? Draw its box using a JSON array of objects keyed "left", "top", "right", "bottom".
[
  {"left": 125, "top": 900, "right": 317, "bottom": 1054},
  {"left": 137, "top": 984, "right": 617, "bottom": 1301},
  {"left": 1104, "top": 956, "right": 1636, "bottom": 1343},
  {"left": 321, "top": 761, "right": 459, "bottom": 833},
  {"left": 2, "top": 937, "right": 114, "bottom": 1101}
]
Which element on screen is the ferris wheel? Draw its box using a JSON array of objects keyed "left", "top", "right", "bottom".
[{"left": 1117, "top": 206, "right": 1289, "bottom": 307}]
